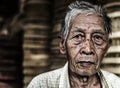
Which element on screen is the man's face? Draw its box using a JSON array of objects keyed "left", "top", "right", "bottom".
[{"left": 65, "top": 14, "right": 110, "bottom": 76}]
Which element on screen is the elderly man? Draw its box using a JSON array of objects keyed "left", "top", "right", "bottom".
[{"left": 27, "top": 1, "right": 120, "bottom": 88}]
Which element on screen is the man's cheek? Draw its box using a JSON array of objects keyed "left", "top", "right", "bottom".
[
  {"left": 95, "top": 44, "right": 108, "bottom": 52},
  {"left": 68, "top": 46, "right": 78, "bottom": 56},
  {"left": 97, "top": 48, "right": 107, "bottom": 58}
]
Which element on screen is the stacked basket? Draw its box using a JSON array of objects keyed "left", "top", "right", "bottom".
[
  {"left": 22, "top": 0, "right": 52, "bottom": 87},
  {"left": 50, "top": 0, "right": 72, "bottom": 70},
  {"left": 0, "top": 32, "right": 23, "bottom": 88}
]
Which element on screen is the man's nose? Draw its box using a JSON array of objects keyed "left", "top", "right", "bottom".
[{"left": 80, "top": 39, "right": 94, "bottom": 55}]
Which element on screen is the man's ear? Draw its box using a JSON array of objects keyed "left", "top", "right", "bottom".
[
  {"left": 104, "top": 38, "right": 112, "bottom": 56},
  {"left": 108, "top": 38, "right": 112, "bottom": 47},
  {"left": 59, "top": 36, "right": 66, "bottom": 54}
]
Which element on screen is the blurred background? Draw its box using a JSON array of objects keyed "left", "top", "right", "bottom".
[{"left": 0, "top": 0, "right": 119, "bottom": 88}]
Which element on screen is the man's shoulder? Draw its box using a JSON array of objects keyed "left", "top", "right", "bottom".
[
  {"left": 36, "top": 67, "right": 63, "bottom": 80},
  {"left": 101, "top": 69, "right": 120, "bottom": 87},
  {"left": 101, "top": 69, "right": 120, "bottom": 80},
  {"left": 27, "top": 67, "right": 63, "bottom": 88}
]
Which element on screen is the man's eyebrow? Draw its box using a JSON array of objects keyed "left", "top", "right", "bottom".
[
  {"left": 72, "top": 27, "right": 85, "bottom": 33},
  {"left": 71, "top": 27, "right": 105, "bottom": 35},
  {"left": 92, "top": 30, "right": 105, "bottom": 35}
]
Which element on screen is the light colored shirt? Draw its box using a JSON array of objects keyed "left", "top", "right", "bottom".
[{"left": 27, "top": 62, "right": 120, "bottom": 88}]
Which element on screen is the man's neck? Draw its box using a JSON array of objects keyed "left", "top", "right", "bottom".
[{"left": 69, "top": 71, "right": 101, "bottom": 88}]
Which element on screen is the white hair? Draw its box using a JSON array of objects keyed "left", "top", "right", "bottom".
[{"left": 60, "top": 1, "right": 111, "bottom": 47}]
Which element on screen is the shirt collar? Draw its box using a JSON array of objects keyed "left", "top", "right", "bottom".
[
  {"left": 59, "top": 62, "right": 70, "bottom": 88},
  {"left": 98, "top": 70, "right": 112, "bottom": 88},
  {"left": 59, "top": 62, "right": 111, "bottom": 88}
]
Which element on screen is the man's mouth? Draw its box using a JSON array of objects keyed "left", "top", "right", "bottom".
[{"left": 77, "top": 61, "right": 96, "bottom": 67}]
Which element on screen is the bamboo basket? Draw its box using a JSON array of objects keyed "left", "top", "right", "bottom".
[
  {"left": 21, "top": 0, "right": 52, "bottom": 87},
  {"left": 0, "top": 32, "right": 23, "bottom": 88}
]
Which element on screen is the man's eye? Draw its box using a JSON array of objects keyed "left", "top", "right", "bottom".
[
  {"left": 71, "top": 34, "right": 84, "bottom": 45},
  {"left": 94, "top": 35, "right": 102, "bottom": 40},
  {"left": 93, "top": 35, "right": 104, "bottom": 45},
  {"left": 73, "top": 34, "right": 83, "bottom": 40}
]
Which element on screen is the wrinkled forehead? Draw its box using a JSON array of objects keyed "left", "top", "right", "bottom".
[
  {"left": 70, "top": 13, "right": 104, "bottom": 25},
  {"left": 69, "top": 14, "right": 105, "bottom": 34},
  {"left": 70, "top": 14, "right": 104, "bottom": 28}
]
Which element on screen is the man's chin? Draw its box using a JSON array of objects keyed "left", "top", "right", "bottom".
[{"left": 76, "top": 69, "right": 97, "bottom": 76}]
